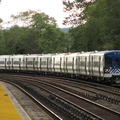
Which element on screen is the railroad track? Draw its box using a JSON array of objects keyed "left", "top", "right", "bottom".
[
  {"left": 9, "top": 74, "right": 120, "bottom": 105},
  {"left": 18, "top": 81, "right": 103, "bottom": 120},
  {"left": 0, "top": 79, "right": 62, "bottom": 120},
  {"left": 19, "top": 80, "right": 120, "bottom": 120},
  {"left": 0, "top": 73, "right": 120, "bottom": 120},
  {"left": 41, "top": 77, "right": 120, "bottom": 105}
]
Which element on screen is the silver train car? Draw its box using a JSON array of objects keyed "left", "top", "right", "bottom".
[{"left": 0, "top": 50, "right": 120, "bottom": 84}]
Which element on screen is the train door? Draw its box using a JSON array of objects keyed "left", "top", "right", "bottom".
[
  {"left": 4, "top": 58, "right": 7, "bottom": 70},
  {"left": 65, "top": 57, "right": 68, "bottom": 73},
  {"left": 85, "top": 57, "right": 87, "bottom": 75},
  {"left": 76, "top": 56, "right": 79, "bottom": 75},
  {"left": 39, "top": 57, "right": 42, "bottom": 71},
  {"left": 6, "top": 57, "right": 11, "bottom": 70},
  {"left": 53, "top": 57, "right": 55, "bottom": 72},
  {"left": 89, "top": 56, "right": 94, "bottom": 76},
  {"left": 19, "top": 58, "right": 21, "bottom": 70},
  {"left": 63, "top": 57, "right": 65, "bottom": 73},
  {"left": 26, "top": 58, "right": 28, "bottom": 70},
  {"left": 72, "top": 57, "right": 75, "bottom": 74},
  {"left": 33, "top": 58, "right": 35, "bottom": 70},
  {"left": 60, "top": 57, "right": 62, "bottom": 73},
  {"left": 48, "top": 57, "right": 52, "bottom": 72},
  {"left": 98, "top": 56, "right": 101, "bottom": 76}
]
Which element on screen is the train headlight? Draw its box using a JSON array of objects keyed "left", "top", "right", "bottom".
[
  {"left": 105, "top": 69, "right": 109, "bottom": 72},
  {"left": 105, "top": 68, "right": 110, "bottom": 73}
]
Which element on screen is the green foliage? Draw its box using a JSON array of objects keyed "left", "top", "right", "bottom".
[
  {"left": 1, "top": 10, "right": 68, "bottom": 54},
  {"left": 65, "top": 0, "right": 120, "bottom": 51},
  {"left": 2, "top": 25, "right": 25, "bottom": 54},
  {"left": 38, "top": 25, "right": 68, "bottom": 53},
  {"left": 0, "top": 18, "right": 5, "bottom": 54}
]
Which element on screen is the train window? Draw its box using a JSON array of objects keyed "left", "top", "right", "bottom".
[
  {"left": 27, "top": 61, "right": 33, "bottom": 65},
  {"left": 115, "top": 58, "right": 120, "bottom": 67},
  {"left": 81, "top": 61, "right": 85, "bottom": 66},
  {"left": 105, "top": 57, "right": 112, "bottom": 68},
  {"left": 0, "top": 61, "right": 4, "bottom": 64},
  {"left": 7, "top": 61, "right": 11, "bottom": 65},
  {"left": 67, "top": 62, "right": 72, "bottom": 66},
  {"left": 34, "top": 61, "right": 38, "bottom": 65},
  {"left": 41, "top": 61, "right": 47, "bottom": 65},
  {"left": 13, "top": 61, "right": 19, "bottom": 64},
  {"left": 94, "top": 61, "right": 99, "bottom": 67}
]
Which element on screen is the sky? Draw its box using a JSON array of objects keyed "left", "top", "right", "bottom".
[{"left": 0, "top": 0, "right": 70, "bottom": 28}]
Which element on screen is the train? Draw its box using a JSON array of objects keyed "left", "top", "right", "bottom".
[{"left": 0, "top": 50, "right": 120, "bottom": 84}]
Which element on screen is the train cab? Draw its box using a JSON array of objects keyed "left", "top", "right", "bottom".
[{"left": 104, "top": 51, "right": 120, "bottom": 82}]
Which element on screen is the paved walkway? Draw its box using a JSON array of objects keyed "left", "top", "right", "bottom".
[{"left": 0, "top": 83, "right": 23, "bottom": 120}]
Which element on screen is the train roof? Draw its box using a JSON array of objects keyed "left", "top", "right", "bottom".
[
  {"left": 10, "top": 54, "right": 25, "bottom": 57},
  {"left": 77, "top": 51, "right": 94, "bottom": 56},
  {"left": 23, "top": 54, "right": 41, "bottom": 58},
  {"left": 0, "top": 50, "right": 119, "bottom": 58},
  {"left": 64, "top": 52, "right": 80, "bottom": 57},
  {"left": 0, "top": 55, "right": 11, "bottom": 58},
  {"left": 90, "top": 50, "right": 120, "bottom": 56},
  {"left": 38, "top": 54, "right": 53, "bottom": 57},
  {"left": 52, "top": 53, "right": 68, "bottom": 57}
]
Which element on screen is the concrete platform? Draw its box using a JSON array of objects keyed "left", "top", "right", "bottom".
[{"left": 0, "top": 83, "right": 23, "bottom": 120}]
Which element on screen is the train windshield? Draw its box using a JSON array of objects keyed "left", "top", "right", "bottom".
[
  {"left": 105, "top": 57, "right": 112, "bottom": 68},
  {"left": 114, "top": 58, "right": 120, "bottom": 67}
]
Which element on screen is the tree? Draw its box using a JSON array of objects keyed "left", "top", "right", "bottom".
[
  {"left": 83, "top": 0, "right": 120, "bottom": 50},
  {"left": 64, "top": 0, "right": 120, "bottom": 51},
  {"left": 2, "top": 10, "right": 67, "bottom": 54},
  {"left": 3, "top": 25, "right": 26, "bottom": 54},
  {"left": 38, "top": 25, "right": 68, "bottom": 53},
  {"left": 0, "top": 18, "right": 5, "bottom": 54}
]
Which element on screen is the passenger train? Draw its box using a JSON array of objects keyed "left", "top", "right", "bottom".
[{"left": 0, "top": 50, "right": 120, "bottom": 84}]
